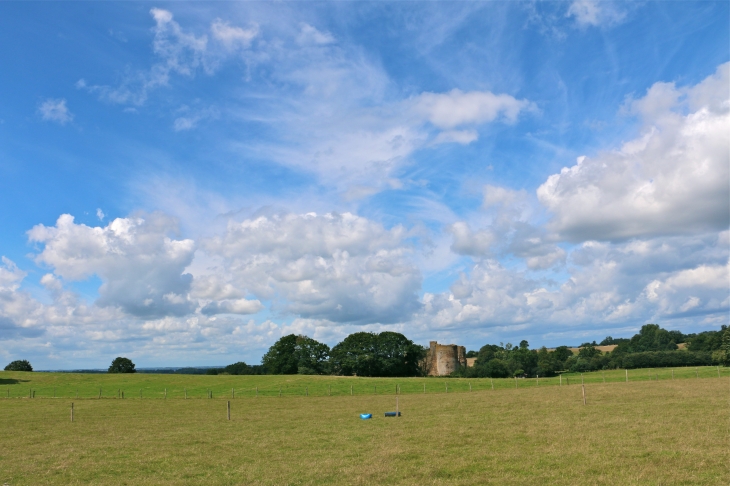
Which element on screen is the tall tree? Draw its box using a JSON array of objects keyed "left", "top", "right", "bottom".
[
  {"left": 330, "top": 332, "right": 379, "bottom": 377},
  {"left": 108, "top": 357, "right": 136, "bottom": 373},
  {"left": 262, "top": 334, "right": 330, "bottom": 374},
  {"left": 4, "top": 360, "right": 32, "bottom": 372}
]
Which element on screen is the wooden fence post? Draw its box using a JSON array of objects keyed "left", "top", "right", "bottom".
[
  {"left": 515, "top": 377, "right": 517, "bottom": 388},
  {"left": 76, "top": 389, "right": 78, "bottom": 399},
  {"left": 423, "top": 383, "right": 426, "bottom": 394},
  {"left": 536, "top": 375, "right": 539, "bottom": 386},
  {"left": 165, "top": 388, "right": 167, "bottom": 399},
  {"left": 256, "top": 387, "right": 259, "bottom": 398},
  {"left": 470, "top": 382, "right": 472, "bottom": 391},
  {"left": 227, "top": 401, "right": 230, "bottom": 421},
  {"left": 491, "top": 378, "right": 494, "bottom": 390},
  {"left": 582, "top": 385, "right": 586, "bottom": 405},
  {"left": 718, "top": 366, "right": 721, "bottom": 378},
  {"left": 695, "top": 368, "right": 698, "bottom": 378},
  {"left": 560, "top": 375, "right": 562, "bottom": 386},
  {"left": 71, "top": 402, "right": 74, "bottom": 422},
  {"left": 232, "top": 388, "right": 234, "bottom": 399},
  {"left": 329, "top": 385, "right": 331, "bottom": 396},
  {"left": 122, "top": 391, "right": 124, "bottom": 399},
  {"left": 625, "top": 369, "right": 628, "bottom": 382},
  {"left": 351, "top": 385, "right": 353, "bottom": 396},
  {"left": 602, "top": 371, "right": 605, "bottom": 383},
  {"left": 184, "top": 388, "right": 187, "bottom": 399},
  {"left": 396, "top": 396, "right": 399, "bottom": 418},
  {"left": 279, "top": 386, "right": 282, "bottom": 397},
  {"left": 99, "top": 388, "right": 102, "bottom": 399},
  {"left": 306, "top": 386, "right": 308, "bottom": 397},
  {"left": 671, "top": 370, "right": 674, "bottom": 380}
]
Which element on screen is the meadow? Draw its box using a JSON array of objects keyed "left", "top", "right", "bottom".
[{"left": 1, "top": 367, "right": 728, "bottom": 485}]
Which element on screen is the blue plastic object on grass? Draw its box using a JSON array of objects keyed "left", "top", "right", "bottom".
[
  {"left": 384, "top": 412, "right": 401, "bottom": 417},
  {"left": 360, "top": 413, "right": 372, "bottom": 419}
]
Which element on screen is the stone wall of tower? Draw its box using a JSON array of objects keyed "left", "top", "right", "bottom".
[{"left": 427, "top": 341, "right": 467, "bottom": 376}]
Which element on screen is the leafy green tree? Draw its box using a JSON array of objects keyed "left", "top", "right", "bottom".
[
  {"left": 465, "top": 350, "right": 478, "bottom": 358},
  {"left": 4, "top": 360, "right": 32, "bottom": 372},
  {"left": 223, "top": 362, "right": 249, "bottom": 375},
  {"left": 329, "top": 331, "right": 424, "bottom": 377},
  {"left": 295, "top": 336, "right": 331, "bottom": 375},
  {"left": 262, "top": 335, "right": 331, "bottom": 375},
  {"left": 686, "top": 326, "right": 725, "bottom": 352},
  {"left": 717, "top": 327, "right": 730, "bottom": 366},
  {"left": 615, "top": 324, "right": 678, "bottom": 353},
  {"left": 262, "top": 335, "right": 299, "bottom": 374},
  {"left": 600, "top": 336, "right": 629, "bottom": 346},
  {"left": 484, "top": 358, "right": 510, "bottom": 378},
  {"left": 578, "top": 345, "right": 601, "bottom": 359},
  {"left": 376, "top": 331, "right": 424, "bottom": 377},
  {"left": 330, "top": 332, "right": 379, "bottom": 376},
  {"left": 552, "top": 346, "right": 573, "bottom": 366},
  {"left": 536, "top": 347, "right": 559, "bottom": 376},
  {"left": 108, "top": 357, "right": 136, "bottom": 373},
  {"left": 475, "top": 344, "right": 502, "bottom": 366},
  {"left": 508, "top": 343, "right": 538, "bottom": 377}
]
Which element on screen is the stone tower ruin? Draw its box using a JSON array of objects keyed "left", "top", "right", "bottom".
[{"left": 427, "top": 341, "right": 467, "bottom": 376}]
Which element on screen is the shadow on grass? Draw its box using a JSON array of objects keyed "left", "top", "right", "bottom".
[{"left": 0, "top": 379, "right": 29, "bottom": 385}]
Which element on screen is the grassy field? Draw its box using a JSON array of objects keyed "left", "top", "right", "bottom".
[
  {"left": 1, "top": 366, "right": 727, "bottom": 399},
  {"left": 0, "top": 369, "right": 728, "bottom": 485}
]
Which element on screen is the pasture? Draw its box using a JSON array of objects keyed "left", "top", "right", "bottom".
[{"left": 1, "top": 368, "right": 728, "bottom": 485}]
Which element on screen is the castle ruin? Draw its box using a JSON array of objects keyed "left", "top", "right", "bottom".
[{"left": 427, "top": 341, "right": 467, "bottom": 376}]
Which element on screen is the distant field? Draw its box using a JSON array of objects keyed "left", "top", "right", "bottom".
[
  {"left": 1, "top": 366, "right": 726, "bottom": 399},
  {"left": 1, "top": 369, "right": 728, "bottom": 485}
]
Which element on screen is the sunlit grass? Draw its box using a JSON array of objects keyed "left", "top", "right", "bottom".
[
  {"left": 1, "top": 365, "right": 726, "bottom": 399},
  {"left": 0, "top": 369, "right": 728, "bottom": 484}
]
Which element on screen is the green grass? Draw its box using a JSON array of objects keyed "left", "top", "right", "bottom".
[
  {"left": 0, "top": 368, "right": 728, "bottom": 485},
  {"left": 1, "top": 366, "right": 727, "bottom": 399}
]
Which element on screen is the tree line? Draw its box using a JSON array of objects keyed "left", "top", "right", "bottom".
[
  {"left": 458, "top": 324, "right": 729, "bottom": 378},
  {"left": 209, "top": 332, "right": 425, "bottom": 377},
  {"left": 5, "top": 324, "right": 728, "bottom": 377}
]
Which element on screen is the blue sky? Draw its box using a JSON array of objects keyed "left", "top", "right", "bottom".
[{"left": 1, "top": 1, "right": 728, "bottom": 369}]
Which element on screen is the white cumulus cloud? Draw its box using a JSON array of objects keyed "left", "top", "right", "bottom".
[
  {"left": 199, "top": 212, "right": 422, "bottom": 324},
  {"left": 538, "top": 63, "right": 730, "bottom": 242},
  {"left": 414, "top": 89, "right": 533, "bottom": 129},
  {"left": 28, "top": 213, "right": 197, "bottom": 318}
]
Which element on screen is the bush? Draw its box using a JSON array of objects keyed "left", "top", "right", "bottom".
[
  {"left": 4, "top": 360, "right": 32, "bottom": 372},
  {"left": 108, "top": 357, "right": 136, "bottom": 373}
]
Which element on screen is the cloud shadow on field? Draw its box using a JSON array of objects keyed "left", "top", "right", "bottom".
[{"left": 0, "top": 378, "right": 29, "bottom": 385}]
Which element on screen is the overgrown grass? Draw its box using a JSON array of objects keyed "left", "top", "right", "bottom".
[{"left": 0, "top": 369, "right": 728, "bottom": 484}]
